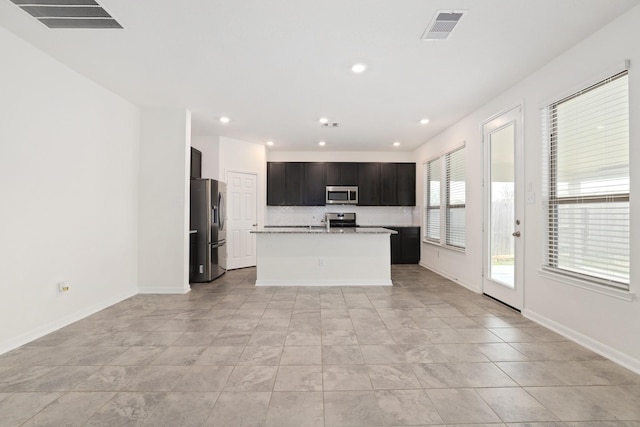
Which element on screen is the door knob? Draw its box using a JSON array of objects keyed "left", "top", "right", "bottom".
[{"left": 512, "top": 231, "right": 521, "bottom": 237}]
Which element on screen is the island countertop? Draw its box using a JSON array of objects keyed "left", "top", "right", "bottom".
[{"left": 251, "top": 227, "right": 397, "bottom": 234}]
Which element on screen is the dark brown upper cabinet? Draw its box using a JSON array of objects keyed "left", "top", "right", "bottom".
[{"left": 325, "top": 162, "right": 358, "bottom": 186}]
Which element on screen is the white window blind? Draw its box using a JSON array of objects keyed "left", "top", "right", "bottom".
[
  {"left": 423, "top": 145, "right": 466, "bottom": 250},
  {"left": 446, "top": 147, "right": 466, "bottom": 248},
  {"left": 542, "top": 71, "right": 629, "bottom": 290},
  {"left": 425, "top": 158, "right": 441, "bottom": 243}
]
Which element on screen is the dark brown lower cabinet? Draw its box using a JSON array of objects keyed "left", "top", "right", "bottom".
[{"left": 388, "top": 226, "right": 420, "bottom": 264}]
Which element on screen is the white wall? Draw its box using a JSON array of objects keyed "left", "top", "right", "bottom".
[
  {"left": 413, "top": 5, "right": 640, "bottom": 372},
  {"left": 191, "top": 135, "right": 220, "bottom": 180},
  {"left": 0, "top": 27, "right": 140, "bottom": 352},
  {"left": 138, "top": 108, "right": 191, "bottom": 293},
  {"left": 219, "top": 136, "right": 267, "bottom": 227}
]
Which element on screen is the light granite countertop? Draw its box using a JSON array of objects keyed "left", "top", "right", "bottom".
[{"left": 251, "top": 227, "right": 397, "bottom": 234}]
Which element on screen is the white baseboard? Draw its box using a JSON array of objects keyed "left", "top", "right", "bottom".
[
  {"left": 523, "top": 308, "right": 640, "bottom": 375},
  {"left": 0, "top": 288, "right": 137, "bottom": 356},
  {"left": 255, "top": 279, "right": 392, "bottom": 287},
  {"left": 138, "top": 286, "right": 191, "bottom": 294},
  {"left": 418, "top": 262, "right": 482, "bottom": 294}
]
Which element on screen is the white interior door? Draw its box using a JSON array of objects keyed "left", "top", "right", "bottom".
[
  {"left": 226, "top": 171, "right": 257, "bottom": 270},
  {"left": 482, "top": 106, "right": 524, "bottom": 310}
]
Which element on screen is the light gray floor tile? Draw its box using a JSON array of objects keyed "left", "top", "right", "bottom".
[
  {"left": 322, "top": 329, "right": 358, "bottom": 345},
  {"left": 451, "top": 362, "right": 518, "bottom": 387},
  {"left": 237, "top": 345, "right": 283, "bottom": 365},
  {"left": 173, "top": 365, "right": 234, "bottom": 391},
  {"left": 265, "top": 392, "right": 324, "bottom": 427},
  {"left": 354, "top": 328, "right": 396, "bottom": 344},
  {"left": 322, "top": 345, "right": 365, "bottom": 365},
  {"left": 525, "top": 386, "right": 617, "bottom": 421},
  {"left": 274, "top": 365, "right": 323, "bottom": 391},
  {"left": 84, "top": 392, "right": 166, "bottom": 426},
  {"left": 225, "top": 365, "right": 278, "bottom": 391},
  {"left": 324, "top": 365, "right": 373, "bottom": 391},
  {"left": 285, "top": 330, "right": 322, "bottom": 346},
  {"left": 21, "top": 391, "right": 116, "bottom": 427},
  {"left": 477, "top": 387, "right": 560, "bottom": 422},
  {"left": 207, "top": 391, "right": 271, "bottom": 427},
  {"left": 75, "top": 366, "right": 146, "bottom": 391},
  {"left": 63, "top": 346, "right": 128, "bottom": 365},
  {"left": 108, "top": 346, "right": 165, "bottom": 366},
  {"left": 360, "top": 344, "right": 407, "bottom": 364},
  {"left": 324, "top": 390, "right": 383, "bottom": 426},
  {"left": 22, "top": 365, "right": 100, "bottom": 391},
  {"left": 2, "top": 266, "right": 639, "bottom": 426},
  {"left": 123, "top": 365, "right": 189, "bottom": 391},
  {"left": 411, "top": 363, "right": 471, "bottom": 388},
  {"left": 195, "top": 345, "right": 244, "bottom": 365},
  {"left": 0, "top": 392, "right": 63, "bottom": 427},
  {"left": 280, "top": 345, "right": 321, "bottom": 365},
  {"left": 367, "top": 364, "right": 421, "bottom": 389},
  {"left": 427, "top": 388, "right": 502, "bottom": 424},
  {"left": 150, "top": 346, "right": 206, "bottom": 366},
  {"left": 375, "top": 389, "right": 443, "bottom": 425},
  {"left": 141, "top": 392, "right": 219, "bottom": 427}
]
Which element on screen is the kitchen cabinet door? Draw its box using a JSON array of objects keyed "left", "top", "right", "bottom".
[
  {"left": 326, "top": 162, "right": 358, "bottom": 186},
  {"left": 267, "top": 162, "right": 286, "bottom": 205},
  {"left": 285, "top": 162, "right": 304, "bottom": 205},
  {"left": 303, "top": 162, "right": 326, "bottom": 205},
  {"left": 401, "top": 226, "right": 421, "bottom": 263},
  {"left": 388, "top": 227, "right": 402, "bottom": 264},
  {"left": 389, "top": 226, "right": 421, "bottom": 264},
  {"left": 357, "top": 163, "right": 381, "bottom": 205},
  {"left": 380, "top": 163, "right": 398, "bottom": 206},
  {"left": 397, "top": 163, "right": 416, "bottom": 206}
]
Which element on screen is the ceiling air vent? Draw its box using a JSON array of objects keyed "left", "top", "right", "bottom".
[
  {"left": 421, "top": 10, "right": 464, "bottom": 41},
  {"left": 9, "top": 0, "right": 122, "bottom": 29}
]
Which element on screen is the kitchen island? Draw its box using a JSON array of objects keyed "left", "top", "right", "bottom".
[{"left": 250, "top": 227, "right": 397, "bottom": 286}]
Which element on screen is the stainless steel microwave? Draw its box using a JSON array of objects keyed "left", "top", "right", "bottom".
[{"left": 326, "top": 186, "right": 358, "bottom": 205}]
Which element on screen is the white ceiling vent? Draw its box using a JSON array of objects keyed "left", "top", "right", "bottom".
[
  {"left": 421, "top": 10, "right": 464, "bottom": 41},
  {"left": 9, "top": 0, "right": 122, "bottom": 29}
]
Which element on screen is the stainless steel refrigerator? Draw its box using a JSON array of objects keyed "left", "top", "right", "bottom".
[{"left": 190, "top": 179, "right": 226, "bottom": 282}]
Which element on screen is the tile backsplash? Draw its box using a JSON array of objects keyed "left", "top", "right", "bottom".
[{"left": 266, "top": 206, "right": 417, "bottom": 227}]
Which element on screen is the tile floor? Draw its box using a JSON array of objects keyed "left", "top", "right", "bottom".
[{"left": 1, "top": 265, "right": 639, "bottom": 426}]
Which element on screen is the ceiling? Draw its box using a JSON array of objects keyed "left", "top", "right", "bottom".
[{"left": 1, "top": 0, "right": 638, "bottom": 151}]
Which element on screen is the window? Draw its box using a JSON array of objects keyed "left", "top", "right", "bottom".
[
  {"left": 542, "top": 71, "right": 629, "bottom": 290},
  {"left": 424, "top": 145, "right": 466, "bottom": 250}
]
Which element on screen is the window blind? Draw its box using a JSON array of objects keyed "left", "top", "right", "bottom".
[
  {"left": 425, "top": 158, "right": 441, "bottom": 243},
  {"left": 446, "top": 147, "right": 466, "bottom": 248},
  {"left": 542, "top": 71, "right": 629, "bottom": 290}
]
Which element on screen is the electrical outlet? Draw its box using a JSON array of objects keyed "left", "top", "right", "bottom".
[
  {"left": 318, "top": 258, "right": 324, "bottom": 267},
  {"left": 57, "top": 282, "right": 70, "bottom": 293}
]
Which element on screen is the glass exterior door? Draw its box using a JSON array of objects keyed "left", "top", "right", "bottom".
[{"left": 482, "top": 106, "right": 524, "bottom": 310}]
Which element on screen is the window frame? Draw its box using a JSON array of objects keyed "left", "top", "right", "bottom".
[
  {"left": 543, "top": 70, "right": 630, "bottom": 291},
  {"left": 423, "top": 144, "right": 466, "bottom": 252}
]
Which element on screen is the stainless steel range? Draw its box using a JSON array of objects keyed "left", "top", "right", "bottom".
[{"left": 326, "top": 212, "right": 357, "bottom": 228}]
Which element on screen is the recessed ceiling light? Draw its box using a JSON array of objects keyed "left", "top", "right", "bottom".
[
  {"left": 318, "top": 141, "right": 326, "bottom": 146},
  {"left": 419, "top": 118, "right": 430, "bottom": 125},
  {"left": 266, "top": 141, "right": 274, "bottom": 146},
  {"left": 319, "top": 117, "right": 329, "bottom": 124},
  {"left": 351, "top": 63, "right": 367, "bottom": 73},
  {"left": 219, "top": 116, "right": 230, "bottom": 124},
  {"left": 393, "top": 141, "right": 401, "bottom": 147}
]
